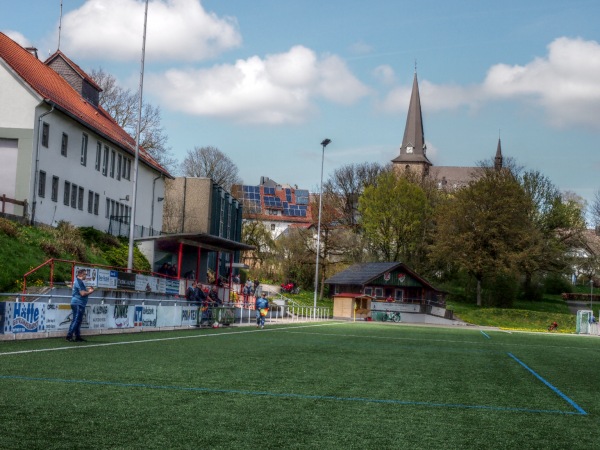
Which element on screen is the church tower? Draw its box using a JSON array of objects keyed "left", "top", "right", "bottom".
[
  {"left": 392, "top": 71, "right": 432, "bottom": 177},
  {"left": 494, "top": 137, "right": 503, "bottom": 171}
]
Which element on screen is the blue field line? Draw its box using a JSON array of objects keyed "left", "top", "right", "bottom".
[
  {"left": 507, "top": 353, "right": 587, "bottom": 415},
  {"left": 0, "top": 374, "right": 583, "bottom": 416},
  {"left": 480, "top": 331, "right": 491, "bottom": 339}
]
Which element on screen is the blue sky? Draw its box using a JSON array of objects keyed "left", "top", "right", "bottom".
[{"left": 2, "top": 0, "right": 599, "bottom": 221}]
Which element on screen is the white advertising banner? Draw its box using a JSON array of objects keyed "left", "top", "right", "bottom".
[
  {"left": 181, "top": 305, "right": 199, "bottom": 327},
  {"left": 108, "top": 304, "right": 135, "bottom": 329}
]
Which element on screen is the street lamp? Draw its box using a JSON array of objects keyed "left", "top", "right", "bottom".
[{"left": 314, "top": 138, "right": 331, "bottom": 318}]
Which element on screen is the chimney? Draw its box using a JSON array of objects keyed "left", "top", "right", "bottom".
[{"left": 25, "top": 47, "right": 39, "bottom": 59}]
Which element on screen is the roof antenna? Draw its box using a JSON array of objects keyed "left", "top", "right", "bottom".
[{"left": 58, "top": 0, "right": 63, "bottom": 51}]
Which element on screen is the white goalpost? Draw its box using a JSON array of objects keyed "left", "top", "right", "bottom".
[{"left": 576, "top": 310, "right": 598, "bottom": 335}]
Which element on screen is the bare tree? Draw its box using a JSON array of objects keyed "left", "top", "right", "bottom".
[
  {"left": 180, "top": 146, "right": 242, "bottom": 192},
  {"left": 323, "top": 162, "right": 388, "bottom": 229},
  {"left": 90, "top": 68, "right": 177, "bottom": 173},
  {"left": 592, "top": 189, "right": 600, "bottom": 229}
]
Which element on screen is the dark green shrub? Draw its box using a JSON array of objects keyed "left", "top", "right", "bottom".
[
  {"left": 544, "top": 274, "right": 573, "bottom": 295},
  {"left": 483, "top": 272, "right": 518, "bottom": 308}
]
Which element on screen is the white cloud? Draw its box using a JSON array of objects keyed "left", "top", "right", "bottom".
[
  {"left": 380, "top": 37, "right": 600, "bottom": 129},
  {"left": 372, "top": 65, "right": 396, "bottom": 86},
  {"left": 60, "top": 0, "right": 241, "bottom": 62},
  {"left": 482, "top": 37, "right": 600, "bottom": 128},
  {"left": 3, "top": 30, "right": 31, "bottom": 48},
  {"left": 349, "top": 41, "right": 373, "bottom": 55},
  {"left": 147, "top": 45, "right": 370, "bottom": 124}
]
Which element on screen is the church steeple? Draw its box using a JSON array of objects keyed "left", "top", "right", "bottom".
[
  {"left": 392, "top": 71, "right": 432, "bottom": 175},
  {"left": 494, "top": 137, "right": 503, "bottom": 171}
]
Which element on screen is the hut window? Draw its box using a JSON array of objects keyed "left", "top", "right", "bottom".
[{"left": 363, "top": 287, "right": 372, "bottom": 296}]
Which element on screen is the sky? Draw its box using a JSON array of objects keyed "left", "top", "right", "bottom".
[{"left": 2, "top": 0, "right": 600, "bottom": 222}]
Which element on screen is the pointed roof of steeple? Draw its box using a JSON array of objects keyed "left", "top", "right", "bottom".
[
  {"left": 494, "top": 137, "right": 503, "bottom": 170},
  {"left": 392, "top": 72, "right": 431, "bottom": 165}
]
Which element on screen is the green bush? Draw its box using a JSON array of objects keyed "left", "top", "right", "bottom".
[
  {"left": 483, "top": 272, "right": 518, "bottom": 308},
  {"left": 544, "top": 274, "right": 573, "bottom": 295}
]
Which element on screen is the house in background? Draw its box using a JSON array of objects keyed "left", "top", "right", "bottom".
[
  {"left": 232, "top": 176, "right": 313, "bottom": 238},
  {"left": 325, "top": 262, "right": 447, "bottom": 320},
  {"left": 0, "top": 32, "right": 171, "bottom": 234}
]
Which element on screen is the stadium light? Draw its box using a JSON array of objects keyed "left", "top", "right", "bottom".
[{"left": 314, "top": 138, "right": 331, "bottom": 317}]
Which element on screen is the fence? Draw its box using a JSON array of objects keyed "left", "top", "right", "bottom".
[
  {"left": 0, "top": 194, "right": 28, "bottom": 219},
  {"left": 0, "top": 292, "right": 331, "bottom": 338}
]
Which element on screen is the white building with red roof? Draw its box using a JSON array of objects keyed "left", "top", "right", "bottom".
[{"left": 0, "top": 32, "right": 172, "bottom": 234}]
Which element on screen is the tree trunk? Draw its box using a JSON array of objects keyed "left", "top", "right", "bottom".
[{"left": 477, "top": 277, "right": 482, "bottom": 306}]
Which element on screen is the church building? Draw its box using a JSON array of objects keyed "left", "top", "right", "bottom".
[{"left": 392, "top": 72, "right": 503, "bottom": 189}]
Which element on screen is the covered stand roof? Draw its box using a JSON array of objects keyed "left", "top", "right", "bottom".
[{"left": 136, "top": 233, "right": 254, "bottom": 253}]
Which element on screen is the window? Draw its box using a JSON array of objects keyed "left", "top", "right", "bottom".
[
  {"left": 88, "top": 191, "right": 94, "bottom": 213},
  {"left": 42, "top": 122, "right": 49, "bottom": 147},
  {"left": 105, "top": 198, "right": 110, "bottom": 218},
  {"left": 122, "top": 158, "right": 127, "bottom": 179},
  {"left": 102, "top": 145, "right": 109, "bottom": 176},
  {"left": 78, "top": 187, "right": 84, "bottom": 210},
  {"left": 71, "top": 184, "right": 78, "bottom": 208},
  {"left": 374, "top": 287, "right": 383, "bottom": 298},
  {"left": 116, "top": 154, "right": 122, "bottom": 180},
  {"left": 110, "top": 150, "right": 116, "bottom": 178},
  {"left": 93, "top": 193, "right": 99, "bottom": 215},
  {"left": 63, "top": 181, "right": 71, "bottom": 206},
  {"left": 111, "top": 199, "right": 116, "bottom": 218},
  {"left": 395, "top": 289, "right": 404, "bottom": 302},
  {"left": 80, "top": 134, "right": 88, "bottom": 166},
  {"left": 270, "top": 224, "right": 275, "bottom": 231},
  {"left": 363, "top": 287, "right": 373, "bottom": 297},
  {"left": 125, "top": 158, "right": 131, "bottom": 180},
  {"left": 61, "top": 133, "right": 68, "bottom": 157},
  {"left": 95, "top": 142, "right": 101, "bottom": 171},
  {"left": 51, "top": 176, "right": 59, "bottom": 202},
  {"left": 38, "top": 171, "right": 46, "bottom": 198}
]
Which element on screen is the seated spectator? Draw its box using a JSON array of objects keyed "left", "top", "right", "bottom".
[{"left": 157, "top": 263, "right": 169, "bottom": 275}]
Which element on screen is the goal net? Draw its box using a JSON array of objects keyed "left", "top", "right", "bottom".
[{"left": 576, "top": 310, "right": 597, "bottom": 335}]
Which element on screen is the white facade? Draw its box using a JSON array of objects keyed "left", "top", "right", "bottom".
[{"left": 0, "top": 57, "right": 166, "bottom": 233}]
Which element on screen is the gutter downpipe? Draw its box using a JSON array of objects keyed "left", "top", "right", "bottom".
[{"left": 31, "top": 103, "right": 55, "bottom": 225}]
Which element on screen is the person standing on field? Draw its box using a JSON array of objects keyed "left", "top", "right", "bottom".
[
  {"left": 255, "top": 292, "right": 269, "bottom": 329},
  {"left": 66, "top": 268, "right": 94, "bottom": 342}
]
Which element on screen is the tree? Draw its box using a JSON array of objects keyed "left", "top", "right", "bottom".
[
  {"left": 592, "top": 189, "right": 600, "bottom": 228},
  {"left": 90, "top": 68, "right": 177, "bottom": 173},
  {"left": 180, "top": 146, "right": 242, "bottom": 192},
  {"left": 430, "top": 169, "right": 534, "bottom": 306},
  {"left": 241, "top": 220, "right": 276, "bottom": 271},
  {"left": 518, "top": 170, "right": 586, "bottom": 297},
  {"left": 323, "top": 162, "right": 388, "bottom": 229},
  {"left": 358, "top": 172, "right": 431, "bottom": 266}
]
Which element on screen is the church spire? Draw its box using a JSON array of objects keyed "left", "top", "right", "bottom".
[
  {"left": 494, "top": 137, "right": 503, "bottom": 170},
  {"left": 392, "top": 71, "right": 432, "bottom": 172}
]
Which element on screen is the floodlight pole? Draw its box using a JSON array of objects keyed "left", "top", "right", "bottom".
[
  {"left": 313, "top": 138, "right": 331, "bottom": 318},
  {"left": 127, "top": 0, "right": 149, "bottom": 271}
]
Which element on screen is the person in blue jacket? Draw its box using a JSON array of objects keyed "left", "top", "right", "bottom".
[
  {"left": 255, "top": 292, "right": 269, "bottom": 329},
  {"left": 66, "top": 268, "right": 94, "bottom": 342}
]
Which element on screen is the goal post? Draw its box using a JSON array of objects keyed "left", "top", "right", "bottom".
[{"left": 576, "top": 310, "right": 595, "bottom": 334}]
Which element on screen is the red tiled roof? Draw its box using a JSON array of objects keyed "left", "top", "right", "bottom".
[{"left": 0, "top": 32, "right": 170, "bottom": 177}]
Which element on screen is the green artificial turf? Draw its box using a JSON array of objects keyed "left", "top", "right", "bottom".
[{"left": 1, "top": 323, "right": 599, "bottom": 449}]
